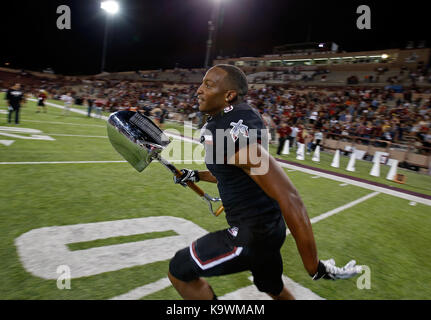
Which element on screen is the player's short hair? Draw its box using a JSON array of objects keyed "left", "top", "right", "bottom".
[{"left": 214, "top": 64, "right": 248, "bottom": 101}]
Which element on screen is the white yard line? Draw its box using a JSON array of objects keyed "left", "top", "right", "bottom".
[
  {"left": 0, "top": 160, "right": 204, "bottom": 165},
  {"left": 28, "top": 99, "right": 109, "bottom": 121},
  {"left": 286, "top": 191, "right": 380, "bottom": 236},
  {"left": 109, "top": 277, "right": 172, "bottom": 300},
  {"left": 21, "top": 119, "right": 106, "bottom": 128},
  {"left": 310, "top": 191, "right": 380, "bottom": 225},
  {"left": 46, "top": 133, "right": 108, "bottom": 138},
  {"left": 0, "top": 161, "right": 126, "bottom": 165},
  {"left": 278, "top": 162, "right": 431, "bottom": 206},
  {"left": 219, "top": 276, "right": 324, "bottom": 300}
]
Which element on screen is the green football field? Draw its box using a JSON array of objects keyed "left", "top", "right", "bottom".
[{"left": 0, "top": 96, "right": 430, "bottom": 300}]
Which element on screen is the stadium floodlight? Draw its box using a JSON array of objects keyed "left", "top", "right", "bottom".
[
  {"left": 101, "top": 1, "right": 119, "bottom": 14},
  {"left": 100, "top": 1, "right": 120, "bottom": 73},
  {"left": 204, "top": 0, "right": 224, "bottom": 69},
  {"left": 381, "top": 54, "right": 389, "bottom": 59}
]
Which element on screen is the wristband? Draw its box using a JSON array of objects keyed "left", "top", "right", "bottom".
[
  {"left": 193, "top": 170, "right": 200, "bottom": 182},
  {"left": 311, "top": 260, "right": 327, "bottom": 280}
]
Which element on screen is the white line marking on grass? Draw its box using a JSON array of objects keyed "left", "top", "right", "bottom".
[
  {"left": 278, "top": 162, "right": 431, "bottom": 206},
  {"left": 0, "top": 161, "right": 126, "bottom": 165},
  {"left": 219, "top": 276, "right": 324, "bottom": 300},
  {"left": 162, "top": 160, "right": 206, "bottom": 164},
  {"left": 109, "top": 277, "right": 172, "bottom": 300},
  {"left": 286, "top": 191, "right": 380, "bottom": 236},
  {"left": 164, "top": 132, "right": 197, "bottom": 145},
  {"left": 311, "top": 176, "right": 320, "bottom": 179},
  {"left": 46, "top": 133, "right": 108, "bottom": 138},
  {"left": 340, "top": 183, "right": 349, "bottom": 186},
  {"left": 0, "top": 140, "right": 15, "bottom": 146},
  {"left": 0, "top": 160, "right": 206, "bottom": 165},
  {"left": 286, "top": 192, "right": 380, "bottom": 235},
  {"left": 409, "top": 201, "right": 417, "bottom": 206},
  {"left": 21, "top": 119, "right": 106, "bottom": 128},
  {"left": 28, "top": 99, "right": 110, "bottom": 121},
  {"left": 311, "top": 192, "right": 380, "bottom": 224}
]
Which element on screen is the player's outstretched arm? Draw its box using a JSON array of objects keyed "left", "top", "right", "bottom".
[
  {"left": 230, "top": 143, "right": 319, "bottom": 276},
  {"left": 230, "top": 143, "right": 362, "bottom": 280}
]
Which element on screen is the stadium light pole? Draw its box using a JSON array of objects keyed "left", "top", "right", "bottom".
[
  {"left": 204, "top": 0, "right": 224, "bottom": 70},
  {"left": 100, "top": 1, "right": 119, "bottom": 73}
]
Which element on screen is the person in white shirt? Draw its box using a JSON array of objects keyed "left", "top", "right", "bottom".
[
  {"left": 313, "top": 130, "right": 323, "bottom": 150},
  {"left": 262, "top": 111, "right": 276, "bottom": 143},
  {"left": 62, "top": 92, "right": 73, "bottom": 116},
  {"left": 309, "top": 110, "right": 318, "bottom": 124},
  {"left": 290, "top": 125, "right": 298, "bottom": 148}
]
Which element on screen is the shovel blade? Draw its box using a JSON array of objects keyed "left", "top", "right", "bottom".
[{"left": 107, "top": 111, "right": 166, "bottom": 172}]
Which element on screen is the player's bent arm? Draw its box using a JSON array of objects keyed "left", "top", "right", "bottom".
[
  {"left": 230, "top": 144, "right": 319, "bottom": 276},
  {"left": 197, "top": 170, "right": 218, "bottom": 184}
]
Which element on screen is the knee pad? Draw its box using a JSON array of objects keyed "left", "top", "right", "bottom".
[{"left": 169, "top": 247, "right": 199, "bottom": 282}]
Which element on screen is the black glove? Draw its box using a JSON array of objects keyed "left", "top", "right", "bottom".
[
  {"left": 312, "top": 259, "right": 362, "bottom": 280},
  {"left": 173, "top": 169, "right": 200, "bottom": 187}
]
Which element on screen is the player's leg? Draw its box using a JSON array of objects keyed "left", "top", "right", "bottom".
[
  {"left": 266, "top": 285, "right": 295, "bottom": 300},
  {"left": 8, "top": 106, "right": 12, "bottom": 123},
  {"left": 168, "top": 228, "right": 250, "bottom": 300},
  {"left": 168, "top": 271, "right": 216, "bottom": 300},
  {"left": 15, "top": 107, "right": 20, "bottom": 124},
  {"left": 251, "top": 218, "right": 294, "bottom": 299}
]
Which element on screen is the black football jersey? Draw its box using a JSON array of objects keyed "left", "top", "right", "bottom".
[
  {"left": 200, "top": 102, "right": 282, "bottom": 228},
  {"left": 6, "top": 89, "right": 24, "bottom": 107}
]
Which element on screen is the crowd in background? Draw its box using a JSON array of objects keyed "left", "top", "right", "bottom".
[{"left": 1, "top": 69, "right": 430, "bottom": 155}]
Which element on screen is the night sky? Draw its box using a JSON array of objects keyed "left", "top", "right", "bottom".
[{"left": 1, "top": 0, "right": 429, "bottom": 75}]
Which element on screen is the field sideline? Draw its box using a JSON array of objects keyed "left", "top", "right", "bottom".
[{"left": 0, "top": 97, "right": 430, "bottom": 299}]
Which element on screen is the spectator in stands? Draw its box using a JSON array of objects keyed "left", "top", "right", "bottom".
[
  {"left": 262, "top": 111, "right": 276, "bottom": 144},
  {"left": 312, "top": 128, "right": 323, "bottom": 151},
  {"left": 290, "top": 123, "right": 298, "bottom": 148},
  {"left": 296, "top": 124, "right": 308, "bottom": 149},
  {"left": 276, "top": 121, "right": 291, "bottom": 155},
  {"left": 152, "top": 105, "right": 163, "bottom": 126}
]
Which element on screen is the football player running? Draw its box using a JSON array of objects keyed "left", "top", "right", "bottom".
[{"left": 168, "top": 64, "right": 362, "bottom": 300}]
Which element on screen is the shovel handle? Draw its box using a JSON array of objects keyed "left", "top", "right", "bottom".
[
  {"left": 213, "top": 204, "right": 224, "bottom": 217},
  {"left": 174, "top": 170, "right": 224, "bottom": 217}
]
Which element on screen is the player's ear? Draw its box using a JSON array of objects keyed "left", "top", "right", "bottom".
[{"left": 225, "top": 90, "right": 238, "bottom": 103}]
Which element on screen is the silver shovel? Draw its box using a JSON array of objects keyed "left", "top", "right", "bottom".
[{"left": 107, "top": 110, "right": 224, "bottom": 216}]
